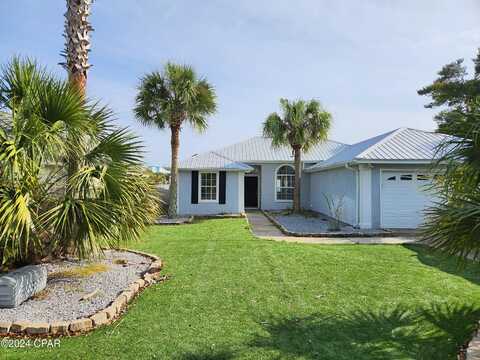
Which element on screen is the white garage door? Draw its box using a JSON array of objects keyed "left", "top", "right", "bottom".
[{"left": 381, "top": 171, "right": 435, "bottom": 229}]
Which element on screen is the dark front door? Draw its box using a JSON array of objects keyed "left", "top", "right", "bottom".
[{"left": 244, "top": 176, "right": 258, "bottom": 208}]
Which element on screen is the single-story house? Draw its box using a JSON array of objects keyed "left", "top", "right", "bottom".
[{"left": 176, "top": 127, "right": 447, "bottom": 229}]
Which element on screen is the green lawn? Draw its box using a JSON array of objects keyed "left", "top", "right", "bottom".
[{"left": 5, "top": 218, "right": 480, "bottom": 360}]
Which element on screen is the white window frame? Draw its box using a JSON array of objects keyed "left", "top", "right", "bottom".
[
  {"left": 199, "top": 171, "right": 219, "bottom": 203},
  {"left": 275, "top": 164, "right": 295, "bottom": 202}
]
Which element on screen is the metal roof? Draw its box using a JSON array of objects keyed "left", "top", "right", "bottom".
[
  {"left": 178, "top": 151, "right": 254, "bottom": 171},
  {"left": 213, "top": 136, "right": 347, "bottom": 162},
  {"left": 308, "top": 128, "right": 449, "bottom": 171}
]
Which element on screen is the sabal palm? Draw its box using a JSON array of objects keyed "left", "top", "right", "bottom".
[
  {"left": 423, "top": 102, "right": 480, "bottom": 260},
  {"left": 0, "top": 58, "right": 158, "bottom": 265},
  {"left": 263, "top": 99, "right": 332, "bottom": 212},
  {"left": 60, "top": 0, "right": 93, "bottom": 93},
  {"left": 134, "top": 63, "right": 217, "bottom": 217}
]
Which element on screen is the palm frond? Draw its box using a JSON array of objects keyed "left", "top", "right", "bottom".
[{"left": 0, "top": 58, "right": 159, "bottom": 265}]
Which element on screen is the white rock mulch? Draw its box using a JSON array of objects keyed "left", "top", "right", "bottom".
[{"left": 0, "top": 250, "right": 152, "bottom": 323}]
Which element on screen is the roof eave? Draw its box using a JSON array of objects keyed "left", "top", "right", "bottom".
[{"left": 306, "top": 158, "right": 437, "bottom": 173}]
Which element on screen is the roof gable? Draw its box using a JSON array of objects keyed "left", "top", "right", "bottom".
[
  {"left": 308, "top": 128, "right": 449, "bottom": 171},
  {"left": 178, "top": 151, "right": 254, "bottom": 171},
  {"left": 357, "top": 128, "right": 447, "bottom": 160}
]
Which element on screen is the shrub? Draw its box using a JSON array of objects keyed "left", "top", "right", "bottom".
[{"left": 0, "top": 58, "right": 159, "bottom": 266}]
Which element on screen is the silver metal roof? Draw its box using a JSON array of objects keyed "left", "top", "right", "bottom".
[
  {"left": 178, "top": 151, "right": 254, "bottom": 171},
  {"left": 308, "top": 128, "right": 449, "bottom": 171},
  {"left": 178, "top": 136, "right": 347, "bottom": 170},
  {"left": 212, "top": 136, "right": 347, "bottom": 162}
]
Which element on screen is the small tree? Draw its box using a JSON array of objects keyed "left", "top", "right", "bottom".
[
  {"left": 0, "top": 58, "right": 158, "bottom": 266},
  {"left": 263, "top": 99, "right": 332, "bottom": 213},
  {"left": 418, "top": 49, "right": 480, "bottom": 136},
  {"left": 134, "top": 63, "right": 217, "bottom": 217}
]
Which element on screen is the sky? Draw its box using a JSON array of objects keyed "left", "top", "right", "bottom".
[{"left": 1, "top": 1, "right": 479, "bottom": 166}]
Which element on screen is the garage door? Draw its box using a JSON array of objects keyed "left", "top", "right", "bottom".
[{"left": 381, "top": 171, "right": 435, "bottom": 229}]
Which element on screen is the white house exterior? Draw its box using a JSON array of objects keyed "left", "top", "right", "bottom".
[{"left": 176, "top": 128, "right": 447, "bottom": 229}]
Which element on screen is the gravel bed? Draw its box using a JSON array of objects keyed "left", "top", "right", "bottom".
[
  {"left": 272, "top": 213, "right": 387, "bottom": 234},
  {"left": 0, "top": 250, "right": 152, "bottom": 323}
]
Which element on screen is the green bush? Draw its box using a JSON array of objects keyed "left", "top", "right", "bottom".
[{"left": 0, "top": 58, "right": 159, "bottom": 266}]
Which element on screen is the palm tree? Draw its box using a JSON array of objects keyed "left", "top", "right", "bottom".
[
  {"left": 423, "top": 100, "right": 480, "bottom": 261},
  {"left": 0, "top": 58, "right": 158, "bottom": 266},
  {"left": 134, "top": 63, "right": 217, "bottom": 217},
  {"left": 60, "top": 0, "right": 93, "bottom": 94},
  {"left": 263, "top": 99, "right": 332, "bottom": 213}
]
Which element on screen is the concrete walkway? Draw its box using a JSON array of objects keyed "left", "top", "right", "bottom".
[
  {"left": 246, "top": 211, "right": 418, "bottom": 245},
  {"left": 246, "top": 211, "right": 284, "bottom": 237}
]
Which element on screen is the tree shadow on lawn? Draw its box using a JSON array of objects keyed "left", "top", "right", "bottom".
[
  {"left": 250, "top": 302, "right": 480, "bottom": 360},
  {"left": 177, "top": 348, "right": 236, "bottom": 360},
  {"left": 404, "top": 244, "right": 480, "bottom": 286}
]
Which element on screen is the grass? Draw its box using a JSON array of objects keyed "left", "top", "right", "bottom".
[
  {"left": 48, "top": 263, "right": 109, "bottom": 280},
  {"left": 5, "top": 218, "right": 480, "bottom": 359}
]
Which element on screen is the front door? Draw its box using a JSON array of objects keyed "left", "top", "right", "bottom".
[{"left": 244, "top": 176, "right": 258, "bottom": 208}]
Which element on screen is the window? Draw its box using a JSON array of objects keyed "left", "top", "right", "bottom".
[
  {"left": 276, "top": 165, "right": 295, "bottom": 201},
  {"left": 400, "top": 174, "right": 413, "bottom": 181},
  {"left": 387, "top": 176, "right": 396, "bottom": 181},
  {"left": 199, "top": 172, "right": 218, "bottom": 202}
]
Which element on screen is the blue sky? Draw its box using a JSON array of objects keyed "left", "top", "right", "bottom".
[{"left": 1, "top": 1, "right": 478, "bottom": 166}]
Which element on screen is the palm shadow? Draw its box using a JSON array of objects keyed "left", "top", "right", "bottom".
[
  {"left": 176, "top": 349, "right": 236, "bottom": 360},
  {"left": 251, "top": 302, "right": 480, "bottom": 360},
  {"left": 404, "top": 244, "right": 480, "bottom": 286}
]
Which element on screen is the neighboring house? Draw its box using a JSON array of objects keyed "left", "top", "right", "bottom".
[
  {"left": 148, "top": 165, "right": 170, "bottom": 175},
  {"left": 177, "top": 128, "right": 447, "bottom": 229}
]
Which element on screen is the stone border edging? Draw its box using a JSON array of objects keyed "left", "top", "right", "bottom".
[
  {"left": 262, "top": 210, "right": 395, "bottom": 238},
  {"left": 155, "top": 216, "right": 194, "bottom": 225},
  {"left": 194, "top": 213, "right": 246, "bottom": 220},
  {"left": 0, "top": 249, "right": 164, "bottom": 338},
  {"left": 154, "top": 213, "right": 246, "bottom": 226}
]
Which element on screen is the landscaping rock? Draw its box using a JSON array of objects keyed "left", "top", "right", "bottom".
[
  {"left": 147, "top": 260, "right": 163, "bottom": 273},
  {"left": 135, "top": 279, "right": 146, "bottom": 288},
  {"left": 0, "top": 250, "right": 152, "bottom": 323},
  {"left": 143, "top": 273, "right": 155, "bottom": 284},
  {"left": 122, "top": 290, "right": 134, "bottom": 303},
  {"left": 0, "top": 265, "right": 47, "bottom": 308},
  {"left": 103, "top": 305, "right": 116, "bottom": 319},
  {"left": 69, "top": 318, "right": 92, "bottom": 332},
  {"left": 90, "top": 311, "right": 108, "bottom": 326},
  {"left": 128, "top": 283, "right": 139, "bottom": 293},
  {"left": 50, "top": 321, "right": 69, "bottom": 335},
  {"left": 0, "top": 321, "right": 11, "bottom": 334},
  {"left": 112, "top": 295, "right": 127, "bottom": 314},
  {"left": 10, "top": 321, "right": 30, "bottom": 333},
  {"left": 26, "top": 322, "right": 49, "bottom": 335}
]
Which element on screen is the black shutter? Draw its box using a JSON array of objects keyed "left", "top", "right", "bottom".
[
  {"left": 191, "top": 171, "right": 198, "bottom": 204},
  {"left": 219, "top": 171, "right": 226, "bottom": 204}
]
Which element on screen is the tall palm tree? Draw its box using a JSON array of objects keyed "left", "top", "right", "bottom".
[
  {"left": 263, "top": 98, "right": 332, "bottom": 213},
  {"left": 60, "top": 0, "right": 93, "bottom": 94},
  {"left": 134, "top": 63, "right": 217, "bottom": 217}
]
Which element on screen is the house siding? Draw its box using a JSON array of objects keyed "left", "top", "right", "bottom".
[
  {"left": 258, "top": 163, "right": 310, "bottom": 211},
  {"left": 178, "top": 170, "right": 244, "bottom": 215},
  {"left": 309, "top": 167, "right": 357, "bottom": 226}
]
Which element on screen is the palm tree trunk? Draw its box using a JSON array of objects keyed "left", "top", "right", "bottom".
[
  {"left": 61, "top": 0, "right": 93, "bottom": 95},
  {"left": 293, "top": 145, "right": 302, "bottom": 213},
  {"left": 168, "top": 124, "right": 180, "bottom": 217}
]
